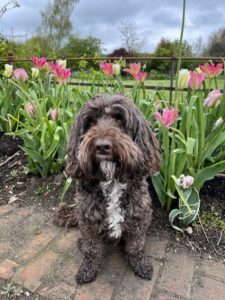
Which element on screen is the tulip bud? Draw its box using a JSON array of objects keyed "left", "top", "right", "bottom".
[
  {"left": 31, "top": 68, "right": 39, "bottom": 79},
  {"left": 3, "top": 64, "right": 13, "bottom": 78},
  {"left": 25, "top": 102, "right": 35, "bottom": 117},
  {"left": 49, "top": 108, "right": 58, "bottom": 121},
  {"left": 213, "top": 117, "right": 223, "bottom": 129},
  {"left": 177, "top": 69, "right": 190, "bottom": 89},
  {"left": 177, "top": 174, "right": 194, "bottom": 189},
  {"left": 112, "top": 63, "right": 121, "bottom": 76}
]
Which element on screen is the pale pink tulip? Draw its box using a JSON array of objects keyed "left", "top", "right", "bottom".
[
  {"left": 32, "top": 56, "right": 47, "bottom": 70},
  {"left": 25, "top": 102, "right": 35, "bottom": 116},
  {"left": 178, "top": 174, "right": 194, "bottom": 189},
  {"left": 188, "top": 71, "right": 206, "bottom": 90},
  {"left": 204, "top": 89, "right": 222, "bottom": 108},
  {"left": 99, "top": 62, "right": 113, "bottom": 77},
  {"left": 199, "top": 63, "right": 223, "bottom": 79},
  {"left": 12, "top": 68, "right": 28, "bottom": 81},
  {"left": 154, "top": 108, "right": 179, "bottom": 128}
]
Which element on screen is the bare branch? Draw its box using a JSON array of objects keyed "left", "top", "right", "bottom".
[{"left": 0, "top": 1, "right": 20, "bottom": 18}]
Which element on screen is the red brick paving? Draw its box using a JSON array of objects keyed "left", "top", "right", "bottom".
[{"left": 0, "top": 203, "right": 224, "bottom": 300}]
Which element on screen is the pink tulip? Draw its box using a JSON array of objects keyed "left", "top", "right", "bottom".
[
  {"left": 199, "top": 63, "right": 223, "bottom": 79},
  {"left": 49, "top": 108, "right": 59, "bottom": 121},
  {"left": 32, "top": 56, "right": 47, "bottom": 70},
  {"left": 12, "top": 68, "right": 28, "bottom": 81},
  {"left": 203, "top": 89, "right": 222, "bottom": 108},
  {"left": 123, "top": 63, "right": 142, "bottom": 76},
  {"left": 188, "top": 71, "right": 206, "bottom": 90},
  {"left": 99, "top": 62, "right": 113, "bottom": 77},
  {"left": 154, "top": 108, "right": 179, "bottom": 128},
  {"left": 49, "top": 63, "right": 71, "bottom": 85},
  {"left": 123, "top": 63, "right": 147, "bottom": 81},
  {"left": 133, "top": 72, "right": 147, "bottom": 81},
  {"left": 25, "top": 102, "right": 35, "bottom": 116},
  {"left": 178, "top": 174, "right": 194, "bottom": 189}
]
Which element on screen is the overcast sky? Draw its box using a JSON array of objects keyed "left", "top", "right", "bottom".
[{"left": 1, "top": 0, "right": 225, "bottom": 53}]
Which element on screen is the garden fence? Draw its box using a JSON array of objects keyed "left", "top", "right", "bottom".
[{"left": 1, "top": 52, "right": 225, "bottom": 103}]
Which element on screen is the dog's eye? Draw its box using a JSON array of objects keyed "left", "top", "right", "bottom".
[
  {"left": 84, "top": 118, "right": 95, "bottom": 132},
  {"left": 111, "top": 110, "right": 123, "bottom": 121}
]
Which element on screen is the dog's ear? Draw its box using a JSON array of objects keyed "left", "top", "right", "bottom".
[
  {"left": 134, "top": 114, "right": 161, "bottom": 175},
  {"left": 65, "top": 112, "right": 84, "bottom": 178}
]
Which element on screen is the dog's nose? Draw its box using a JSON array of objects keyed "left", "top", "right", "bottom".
[{"left": 95, "top": 139, "right": 112, "bottom": 154}]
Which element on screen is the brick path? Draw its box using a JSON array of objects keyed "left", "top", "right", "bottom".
[{"left": 0, "top": 204, "right": 225, "bottom": 300}]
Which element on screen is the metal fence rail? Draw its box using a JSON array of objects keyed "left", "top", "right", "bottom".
[{"left": 1, "top": 52, "right": 225, "bottom": 103}]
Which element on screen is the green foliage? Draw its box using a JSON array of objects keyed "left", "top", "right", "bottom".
[{"left": 7, "top": 77, "right": 90, "bottom": 177}]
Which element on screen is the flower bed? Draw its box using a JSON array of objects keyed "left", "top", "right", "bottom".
[{"left": 1, "top": 56, "right": 225, "bottom": 232}]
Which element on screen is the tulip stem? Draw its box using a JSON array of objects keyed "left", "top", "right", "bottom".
[{"left": 174, "top": 0, "right": 186, "bottom": 106}]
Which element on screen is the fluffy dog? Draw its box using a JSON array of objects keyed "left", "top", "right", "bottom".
[{"left": 54, "top": 94, "right": 160, "bottom": 284}]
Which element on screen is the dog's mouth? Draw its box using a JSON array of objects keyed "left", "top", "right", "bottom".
[{"left": 100, "top": 160, "right": 116, "bottom": 180}]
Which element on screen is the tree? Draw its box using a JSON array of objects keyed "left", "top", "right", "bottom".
[
  {"left": 192, "top": 36, "right": 205, "bottom": 57},
  {"left": 63, "top": 35, "right": 102, "bottom": 58},
  {"left": 119, "top": 20, "right": 146, "bottom": 53},
  {"left": 151, "top": 38, "right": 193, "bottom": 73},
  {"left": 37, "top": 0, "right": 79, "bottom": 54},
  {"left": 0, "top": 1, "right": 19, "bottom": 18},
  {"left": 205, "top": 28, "right": 225, "bottom": 57}
]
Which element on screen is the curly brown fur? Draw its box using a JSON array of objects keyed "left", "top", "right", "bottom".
[
  {"left": 53, "top": 203, "right": 78, "bottom": 230},
  {"left": 56, "top": 94, "right": 160, "bottom": 284}
]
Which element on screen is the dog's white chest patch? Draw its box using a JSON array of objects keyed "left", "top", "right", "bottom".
[{"left": 100, "top": 180, "right": 127, "bottom": 239}]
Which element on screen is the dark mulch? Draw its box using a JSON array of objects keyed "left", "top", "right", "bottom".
[{"left": 0, "top": 132, "right": 225, "bottom": 262}]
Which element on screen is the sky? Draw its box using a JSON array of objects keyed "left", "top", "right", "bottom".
[{"left": 1, "top": 0, "right": 225, "bottom": 53}]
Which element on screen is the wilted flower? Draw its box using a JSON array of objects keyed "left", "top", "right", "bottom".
[
  {"left": 177, "top": 174, "right": 194, "bottom": 189},
  {"left": 112, "top": 63, "right": 121, "bottom": 76},
  {"left": 49, "top": 108, "right": 59, "bottom": 121},
  {"left": 203, "top": 89, "right": 222, "bottom": 108},
  {"left": 31, "top": 68, "right": 39, "bottom": 79},
  {"left": 199, "top": 63, "right": 223, "bottom": 79},
  {"left": 177, "top": 69, "right": 190, "bottom": 89},
  {"left": 3, "top": 64, "right": 13, "bottom": 78},
  {"left": 154, "top": 107, "right": 179, "bottom": 128},
  {"left": 32, "top": 56, "right": 47, "bottom": 70},
  {"left": 25, "top": 102, "right": 35, "bottom": 116},
  {"left": 56, "top": 59, "right": 67, "bottom": 69},
  {"left": 188, "top": 71, "right": 206, "bottom": 90},
  {"left": 99, "top": 62, "right": 113, "bottom": 77},
  {"left": 12, "top": 68, "right": 28, "bottom": 81}
]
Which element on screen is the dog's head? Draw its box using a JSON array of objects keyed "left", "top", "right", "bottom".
[{"left": 66, "top": 94, "right": 160, "bottom": 180}]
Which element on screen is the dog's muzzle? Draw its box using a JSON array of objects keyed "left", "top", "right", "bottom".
[{"left": 95, "top": 138, "right": 113, "bottom": 161}]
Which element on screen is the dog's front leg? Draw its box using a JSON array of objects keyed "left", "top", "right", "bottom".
[
  {"left": 125, "top": 229, "right": 153, "bottom": 280},
  {"left": 76, "top": 220, "right": 103, "bottom": 284},
  {"left": 124, "top": 203, "right": 153, "bottom": 281}
]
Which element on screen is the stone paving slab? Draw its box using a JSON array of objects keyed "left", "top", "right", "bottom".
[{"left": 0, "top": 203, "right": 224, "bottom": 300}]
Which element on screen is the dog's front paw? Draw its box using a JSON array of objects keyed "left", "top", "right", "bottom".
[
  {"left": 76, "top": 262, "right": 98, "bottom": 284},
  {"left": 134, "top": 258, "right": 153, "bottom": 280}
]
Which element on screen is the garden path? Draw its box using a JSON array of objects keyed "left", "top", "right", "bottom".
[{"left": 0, "top": 203, "right": 225, "bottom": 300}]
